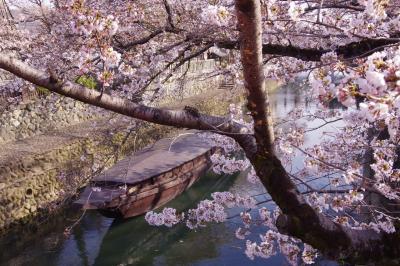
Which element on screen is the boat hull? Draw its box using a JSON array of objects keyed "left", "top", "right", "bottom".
[{"left": 76, "top": 148, "right": 215, "bottom": 219}]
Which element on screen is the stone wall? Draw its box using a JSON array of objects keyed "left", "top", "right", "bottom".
[
  {"left": 0, "top": 120, "right": 174, "bottom": 232},
  {"left": 0, "top": 58, "right": 229, "bottom": 232},
  {"left": 0, "top": 90, "right": 232, "bottom": 233},
  {"left": 0, "top": 59, "right": 223, "bottom": 144},
  {"left": 0, "top": 95, "right": 100, "bottom": 144}
]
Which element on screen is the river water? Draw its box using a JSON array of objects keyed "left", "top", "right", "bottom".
[{"left": 0, "top": 85, "right": 342, "bottom": 266}]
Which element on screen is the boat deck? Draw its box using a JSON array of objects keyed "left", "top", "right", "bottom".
[
  {"left": 92, "top": 132, "right": 213, "bottom": 186},
  {"left": 74, "top": 131, "right": 215, "bottom": 212}
]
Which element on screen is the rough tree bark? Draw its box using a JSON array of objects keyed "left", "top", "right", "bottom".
[
  {"left": 0, "top": 53, "right": 256, "bottom": 154},
  {"left": 235, "top": 0, "right": 400, "bottom": 264},
  {"left": 216, "top": 36, "right": 400, "bottom": 62},
  {"left": 0, "top": 0, "right": 400, "bottom": 263}
]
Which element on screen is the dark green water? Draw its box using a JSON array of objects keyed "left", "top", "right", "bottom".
[
  {"left": 0, "top": 86, "right": 341, "bottom": 266},
  {"left": 1, "top": 171, "right": 287, "bottom": 266}
]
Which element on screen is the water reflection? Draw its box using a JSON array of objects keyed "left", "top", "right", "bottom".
[
  {"left": 93, "top": 172, "right": 237, "bottom": 266},
  {"left": 1, "top": 84, "right": 341, "bottom": 266}
]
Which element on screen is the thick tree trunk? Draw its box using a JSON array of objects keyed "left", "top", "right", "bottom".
[
  {"left": 235, "top": 0, "right": 274, "bottom": 154},
  {"left": 1, "top": 0, "right": 400, "bottom": 262},
  {"left": 235, "top": 0, "right": 400, "bottom": 264}
]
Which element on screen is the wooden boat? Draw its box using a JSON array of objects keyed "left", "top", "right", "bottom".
[{"left": 75, "top": 133, "right": 216, "bottom": 218}]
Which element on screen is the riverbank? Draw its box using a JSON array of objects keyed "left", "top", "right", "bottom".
[
  {"left": 0, "top": 84, "right": 318, "bottom": 266},
  {"left": 0, "top": 89, "right": 233, "bottom": 234}
]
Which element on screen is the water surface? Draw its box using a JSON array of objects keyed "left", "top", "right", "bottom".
[{"left": 0, "top": 85, "right": 341, "bottom": 266}]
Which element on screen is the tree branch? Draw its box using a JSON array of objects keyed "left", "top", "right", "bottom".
[
  {"left": 234, "top": 0, "right": 400, "bottom": 263},
  {"left": 114, "top": 29, "right": 165, "bottom": 49},
  {"left": 217, "top": 37, "right": 400, "bottom": 62},
  {"left": 0, "top": 52, "right": 256, "bottom": 154}
]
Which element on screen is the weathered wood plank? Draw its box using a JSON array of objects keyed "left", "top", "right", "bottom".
[
  {"left": 92, "top": 132, "right": 212, "bottom": 185},
  {"left": 75, "top": 132, "right": 215, "bottom": 217}
]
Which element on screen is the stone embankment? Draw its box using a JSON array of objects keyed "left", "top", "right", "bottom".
[
  {"left": 0, "top": 59, "right": 222, "bottom": 145},
  {"left": 0, "top": 89, "right": 232, "bottom": 233},
  {"left": 0, "top": 96, "right": 100, "bottom": 144}
]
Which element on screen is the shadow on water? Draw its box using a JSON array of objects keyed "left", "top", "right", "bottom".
[
  {"left": 93, "top": 171, "right": 237, "bottom": 266},
  {"left": 1, "top": 83, "right": 343, "bottom": 266},
  {"left": 0, "top": 171, "right": 243, "bottom": 266}
]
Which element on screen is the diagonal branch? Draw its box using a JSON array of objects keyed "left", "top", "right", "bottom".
[
  {"left": 114, "top": 29, "right": 165, "bottom": 49},
  {"left": 0, "top": 52, "right": 256, "bottom": 154}
]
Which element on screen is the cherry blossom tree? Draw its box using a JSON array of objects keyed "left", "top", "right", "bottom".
[{"left": 1, "top": 0, "right": 400, "bottom": 264}]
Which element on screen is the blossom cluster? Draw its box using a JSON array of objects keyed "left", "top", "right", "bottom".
[
  {"left": 145, "top": 191, "right": 257, "bottom": 229},
  {"left": 199, "top": 132, "right": 240, "bottom": 154},
  {"left": 234, "top": 207, "right": 318, "bottom": 265},
  {"left": 201, "top": 5, "right": 231, "bottom": 27},
  {"left": 245, "top": 230, "right": 318, "bottom": 265},
  {"left": 3, "top": 0, "right": 400, "bottom": 263},
  {"left": 200, "top": 132, "right": 259, "bottom": 183},
  {"left": 307, "top": 45, "right": 400, "bottom": 202},
  {"left": 145, "top": 208, "right": 182, "bottom": 227},
  {"left": 210, "top": 153, "right": 250, "bottom": 175}
]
